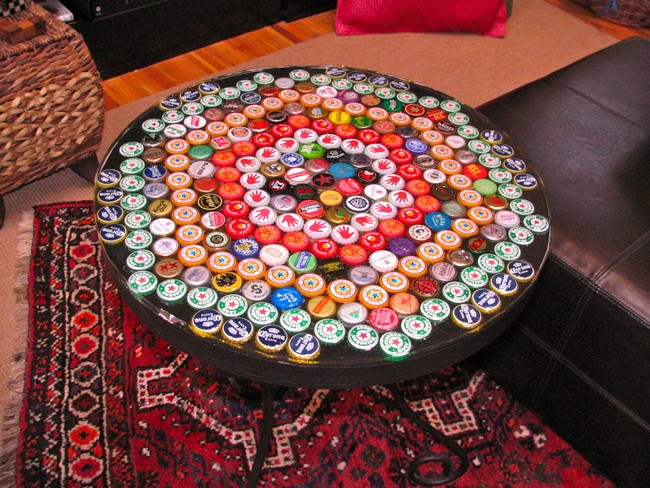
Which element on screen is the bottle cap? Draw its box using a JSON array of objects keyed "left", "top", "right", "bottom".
[
  {"left": 489, "top": 272, "right": 519, "bottom": 296},
  {"left": 307, "top": 296, "right": 337, "bottom": 319},
  {"left": 477, "top": 253, "right": 506, "bottom": 274},
  {"left": 189, "top": 309, "right": 223, "bottom": 337},
  {"left": 280, "top": 308, "right": 312, "bottom": 333},
  {"left": 442, "top": 281, "right": 472, "bottom": 304},
  {"left": 313, "top": 319, "right": 346, "bottom": 345},
  {"left": 388, "top": 292, "right": 420, "bottom": 317},
  {"left": 241, "top": 279, "right": 272, "bottom": 303},
  {"left": 327, "top": 279, "right": 357, "bottom": 303},
  {"left": 207, "top": 251, "right": 237, "bottom": 273},
  {"left": 337, "top": 302, "right": 369, "bottom": 326},
  {"left": 400, "top": 315, "right": 433, "bottom": 340},
  {"left": 204, "top": 231, "right": 230, "bottom": 252},
  {"left": 276, "top": 213, "right": 304, "bottom": 233},
  {"left": 152, "top": 238, "right": 179, "bottom": 258},
  {"left": 358, "top": 232, "right": 387, "bottom": 253},
  {"left": 379, "top": 271, "right": 410, "bottom": 294},
  {"left": 303, "top": 219, "right": 332, "bottom": 240},
  {"left": 358, "top": 285, "right": 390, "bottom": 309},
  {"left": 287, "top": 251, "right": 318, "bottom": 274},
  {"left": 253, "top": 225, "right": 282, "bottom": 246},
  {"left": 331, "top": 224, "right": 359, "bottom": 245},
  {"left": 410, "top": 277, "right": 441, "bottom": 299},
  {"left": 211, "top": 272, "right": 243, "bottom": 295},
  {"left": 247, "top": 301, "right": 280, "bottom": 327},
  {"left": 506, "top": 259, "right": 536, "bottom": 282},
  {"left": 310, "top": 238, "right": 339, "bottom": 260},
  {"left": 221, "top": 317, "right": 254, "bottom": 344},
  {"left": 339, "top": 244, "right": 368, "bottom": 266},
  {"left": 347, "top": 324, "right": 379, "bottom": 351},
  {"left": 186, "top": 286, "right": 219, "bottom": 310},
  {"left": 471, "top": 288, "right": 502, "bottom": 314},
  {"left": 430, "top": 262, "right": 458, "bottom": 282},
  {"left": 378, "top": 218, "right": 406, "bottom": 239},
  {"left": 379, "top": 331, "right": 412, "bottom": 361},
  {"left": 351, "top": 213, "right": 378, "bottom": 232},
  {"left": 460, "top": 266, "right": 489, "bottom": 289},
  {"left": 388, "top": 236, "right": 416, "bottom": 257},
  {"left": 417, "top": 242, "right": 445, "bottom": 263},
  {"left": 296, "top": 273, "right": 326, "bottom": 297},
  {"left": 420, "top": 298, "right": 451, "bottom": 323},
  {"left": 447, "top": 248, "right": 474, "bottom": 267},
  {"left": 287, "top": 333, "right": 321, "bottom": 362},
  {"left": 156, "top": 278, "right": 188, "bottom": 305},
  {"left": 182, "top": 265, "right": 212, "bottom": 287},
  {"left": 259, "top": 244, "right": 289, "bottom": 266},
  {"left": 266, "top": 265, "right": 296, "bottom": 288},
  {"left": 217, "top": 294, "right": 249, "bottom": 318},
  {"left": 368, "top": 307, "right": 400, "bottom": 331},
  {"left": 451, "top": 304, "right": 482, "bottom": 330},
  {"left": 368, "top": 250, "right": 398, "bottom": 273},
  {"left": 124, "top": 229, "right": 152, "bottom": 250},
  {"left": 127, "top": 270, "right": 158, "bottom": 297}
]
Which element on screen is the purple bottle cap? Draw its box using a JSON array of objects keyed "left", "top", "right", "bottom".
[{"left": 388, "top": 237, "right": 416, "bottom": 257}]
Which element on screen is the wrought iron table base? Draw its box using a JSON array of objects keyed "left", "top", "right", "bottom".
[{"left": 228, "top": 379, "right": 469, "bottom": 487}]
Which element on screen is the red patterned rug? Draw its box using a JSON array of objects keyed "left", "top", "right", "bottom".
[{"left": 0, "top": 202, "right": 614, "bottom": 487}]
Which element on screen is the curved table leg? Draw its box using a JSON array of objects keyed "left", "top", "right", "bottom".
[
  {"left": 387, "top": 384, "right": 469, "bottom": 486},
  {"left": 245, "top": 382, "right": 276, "bottom": 488}
]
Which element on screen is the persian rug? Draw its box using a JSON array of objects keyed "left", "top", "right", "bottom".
[{"left": 0, "top": 202, "right": 614, "bottom": 487}]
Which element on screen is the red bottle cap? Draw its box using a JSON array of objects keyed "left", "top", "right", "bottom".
[
  {"left": 248, "top": 119, "right": 269, "bottom": 133},
  {"left": 252, "top": 132, "right": 276, "bottom": 148},
  {"left": 211, "top": 150, "right": 237, "bottom": 167},
  {"left": 397, "top": 164, "right": 422, "bottom": 180},
  {"left": 310, "top": 238, "right": 339, "bottom": 259},
  {"left": 194, "top": 177, "right": 218, "bottom": 194},
  {"left": 405, "top": 179, "right": 431, "bottom": 197},
  {"left": 270, "top": 123, "right": 294, "bottom": 138},
  {"left": 287, "top": 114, "right": 310, "bottom": 129},
  {"left": 226, "top": 219, "right": 255, "bottom": 239},
  {"left": 405, "top": 104, "right": 425, "bottom": 116},
  {"left": 282, "top": 231, "right": 311, "bottom": 252},
  {"left": 462, "top": 163, "right": 488, "bottom": 181},
  {"left": 378, "top": 218, "right": 406, "bottom": 238},
  {"left": 222, "top": 200, "right": 250, "bottom": 219},
  {"left": 231, "top": 141, "right": 256, "bottom": 157},
  {"left": 254, "top": 225, "right": 282, "bottom": 245},
  {"left": 426, "top": 108, "right": 447, "bottom": 122},
  {"left": 358, "top": 129, "right": 380, "bottom": 144},
  {"left": 339, "top": 244, "right": 368, "bottom": 266},
  {"left": 368, "top": 307, "right": 399, "bottom": 331},
  {"left": 397, "top": 207, "right": 424, "bottom": 226},
  {"left": 415, "top": 194, "right": 441, "bottom": 213},
  {"left": 215, "top": 166, "right": 242, "bottom": 183},
  {"left": 389, "top": 148, "right": 413, "bottom": 165},
  {"left": 217, "top": 182, "right": 245, "bottom": 200},
  {"left": 336, "top": 178, "right": 364, "bottom": 196},
  {"left": 334, "top": 124, "right": 357, "bottom": 139},
  {"left": 311, "top": 119, "right": 334, "bottom": 134},
  {"left": 296, "top": 199, "right": 325, "bottom": 219},
  {"left": 381, "top": 133, "right": 404, "bottom": 149},
  {"left": 358, "top": 231, "right": 387, "bottom": 252}
]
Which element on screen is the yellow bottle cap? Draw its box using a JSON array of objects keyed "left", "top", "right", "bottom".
[
  {"left": 306, "top": 295, "right": 338, "bottom": 319},
  {"left": 211, "top": 272, "right": 243, "bottom": 294},
  {"left": 328, "top": 110, "right": 352, "bottom": 125},
  {"left": 467, "top": 206, "right": 494, "bottom": 225},
  {"left": 148, "top": 199, "right": 173, "bottom": 218},
  {"left": 320, "top": 190, "right": 344, "bottom": 208}
]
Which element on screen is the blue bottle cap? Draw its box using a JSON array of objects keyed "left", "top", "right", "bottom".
[
  {"left": 388, "top": 237, "right": 416, "bottom": 257},
  {"left": 452, "top": 304, "right": 482, "bottom": 329},
  {"left": 287, "top": 333, "right": 321, "bottom": 361},
  {"left": 330, "top": 162, "right": 356, "bottom": 180},
  {"left": 231, "top": 238, "right": 260, "bottom": 260},
  {"left": 404, "top": 138, "right": 429, "bottom": 155},
  {"left": 143, "top": 165, "right": 168, "bottom": 182},
  {"left": 256, "top": 325, "right": 288, "bottom": 352},
  {"left": 241, "top": 92, "right": 262, "bottom": 105},
  {"left": 271, "top": 286, "right": 305, "bottom": 311},
  {"left": 424, "top": 212, "right": 451, "bottom": 231},
  {"left": 96, "top": 187, "right": 124, "bottom": 205},
  {"left": 280, "top": 152, "right": 305, "bottom": 168},
  {"left": 191, "top": 309, "right": 224, "bottom": 335},
  {"left": 99, "top": 224, "right": 127, "bottom": 244},
  {"left": 221, "top": 318, "right": 254, "bottom": 344}
]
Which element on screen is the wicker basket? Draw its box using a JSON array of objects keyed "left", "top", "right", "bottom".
[
  {"left": 571, "top": 0, "right": 650, "bottom": 27},
  {"left": 0, "top": 2, "right": 103, "bottom": 195}
]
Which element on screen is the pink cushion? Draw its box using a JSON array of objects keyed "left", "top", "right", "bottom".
[{"left": 336, "top": 0, "right": 507, "bottom": 38}]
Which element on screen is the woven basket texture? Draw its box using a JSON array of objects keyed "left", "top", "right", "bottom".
[
  {"left": 0, "top": 2, "right": 104, "bottom": 195},
  {"left": 572, "top": 0, "right": 650, "bottom": 27}
]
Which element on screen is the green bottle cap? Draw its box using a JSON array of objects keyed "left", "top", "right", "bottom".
[
  {"left": 347, "top": 324, "right": 379, "bottom": 351},
  {"left": 313, "top": 319, "right": 346, "bottom": 345},
  {"left": 128, "top": 271, "right": 158, "bottom": 297},
  {"left": 279, "top": 309, "right": 311, "bottom": 333},
  {"left": 156, "top": 278, "right": 187, "bottom": 304},
  {"left": 379, "top": 331, "right": 412, "bottom": 361},
  {"left": 186, "top": 287, "right": 218, "bottom": 310}
]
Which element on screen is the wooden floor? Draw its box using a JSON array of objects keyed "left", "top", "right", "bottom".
[{"left": 101, "top": 2, "right": 649, "bottom": 110}]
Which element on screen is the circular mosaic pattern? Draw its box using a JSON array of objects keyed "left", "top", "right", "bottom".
[{"left": 95, "top": 66, "right": 550, "bottom": 365}]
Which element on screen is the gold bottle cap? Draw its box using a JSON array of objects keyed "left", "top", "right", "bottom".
[
  {"left": 148, "top": 199, "right": 173, "bottom": 218},
  {"left": 154, "top": 257, "right": 184, "bottom": 278},
  {"left": 320, "top": 190, "right": 344, "bottom": 208},
  {"left": 306, "top": 295, "right": 338, "bottom": 319}
]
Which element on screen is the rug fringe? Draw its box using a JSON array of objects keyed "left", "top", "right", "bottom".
[{"left": 0, "top": 210, "right": 35, "bottom": 488}]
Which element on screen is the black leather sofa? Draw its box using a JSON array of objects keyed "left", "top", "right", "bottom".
[{"left": 466, "top": 37, "right": 650, "bottom": 488}]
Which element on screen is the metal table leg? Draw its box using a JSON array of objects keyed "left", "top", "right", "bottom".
[{"left": 387, "top": 384, "right": 469, "bottom": 485}]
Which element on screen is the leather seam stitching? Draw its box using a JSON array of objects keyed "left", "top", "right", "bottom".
[{"left": 520, "top": 326, "right": 650, "bottom": 432}]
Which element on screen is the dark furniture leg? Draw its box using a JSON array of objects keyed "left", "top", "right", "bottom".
[{"left": 387, "top": 384, "right": 469, "bottom": 485}]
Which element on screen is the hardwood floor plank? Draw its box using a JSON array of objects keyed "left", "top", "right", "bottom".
[{"left": 101, "top": 3, "right": 647, "bottom": 110}]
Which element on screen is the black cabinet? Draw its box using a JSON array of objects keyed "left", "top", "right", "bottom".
[{"left": 62, "top": 0, "right": 336, "bottom": 79}]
